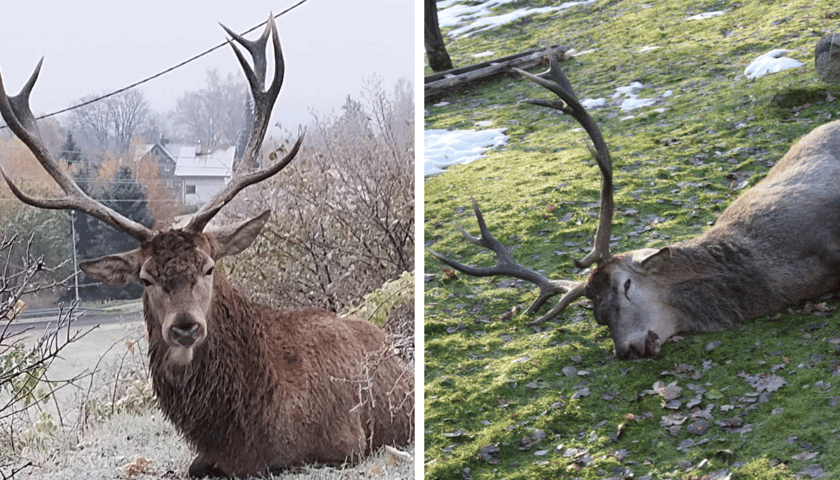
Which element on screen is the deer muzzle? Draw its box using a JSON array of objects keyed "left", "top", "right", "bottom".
[
  {"left": 165, "top": 312, "right": 207, "bottom": 348},
  {"left": 616, "top": 330, "right": 661, "bottom": 360}
]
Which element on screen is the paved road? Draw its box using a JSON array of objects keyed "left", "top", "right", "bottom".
[
  {"left": 8, "top": 306, "right": 143, "bottom": 336},
  {"left": 5, "top": 307, "right": 148, "bottom": 425}
]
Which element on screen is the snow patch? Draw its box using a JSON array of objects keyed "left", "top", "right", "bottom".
[
  {"left": 612, "top": 82, "right": 657, "bottom": 111},
  {"left": 439, "top": 0, "right": 596, "bottom": 38},
  {"left": 424, "top": 128, "right": 509, "bottom": 176},
  {"left": 744, "top": 49, "right": 804, "bottom": 79},
  {"left": 687, "top": 11, "right": 725, "bottom": 21},
  {"left": 581, "top": 98, "right": 607, "bottom": 109}
]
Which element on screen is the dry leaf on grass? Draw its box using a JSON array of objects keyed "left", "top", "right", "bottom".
[
  {"left": 123, "top": 456, "right": 153, "bottom": 476},
  {"left": 385, "top": 445, "right": 412, "bottom": 465}
]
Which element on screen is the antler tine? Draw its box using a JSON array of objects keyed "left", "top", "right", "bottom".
[
  {"left": 186, "top": 132, "right": 304, "bottom": 232},
  {"left": 0, "top": 60, "right": 153, "bottom": 242},
  {"left": 220, "top": 13, "right": 285, "bottom": 174},
  {"left": 427, "top": 198, "right": 585, "bottom": 319},
  {"left": 188, "top": 14, "right": 302, "bottom": 233},
  {"left": 513, "top": 46, "right": 614, "bottom": 268}
]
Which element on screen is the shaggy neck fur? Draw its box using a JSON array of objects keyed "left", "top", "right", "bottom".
[
  {"left": 146, "top": 272, "right": 279, "bottom": 472},
  {"left": 664, "top": 234, "right": 782, "bottom": 333}
]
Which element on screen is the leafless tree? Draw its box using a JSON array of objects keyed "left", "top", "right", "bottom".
[
  {"left": 67, "top": 89, "right": 151, "bottom": 158},
  {"left": 172, "top": 68, "right": 248, "bottom": 150}
]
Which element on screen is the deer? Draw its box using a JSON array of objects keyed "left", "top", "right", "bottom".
[
  {"left": 428, "top": 48, "right": 840, "bottom": 360},
  {"left": 0, "top": 16, "right": 413, "bottom": 478}
]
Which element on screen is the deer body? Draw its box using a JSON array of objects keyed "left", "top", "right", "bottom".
[
  {"left": 590, "top": 120, "right": 840, "bottom": 358},
  {"left": 430, "top": 49, "right": 840, "bottom": 360},
  {"left": 0, "top": 16, "right": 413, "bottom": 477},
  {"left": 141, "top": 231, "right": 412, "bottom": 476}
]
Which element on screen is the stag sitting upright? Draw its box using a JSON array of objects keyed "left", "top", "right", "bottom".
[{"left": 0, "top": 15, "right": 413, "bottom": 478}]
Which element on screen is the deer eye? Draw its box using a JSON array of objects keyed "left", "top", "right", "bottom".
[
  {"left": 204, "top": 266, "right": 214, "bottom": 276},
  {"left": 140, "top": 277, "right": 153, "bottom": 288},
  {"left": 623, "top": 279, "right": 632, "bottom": 298}
]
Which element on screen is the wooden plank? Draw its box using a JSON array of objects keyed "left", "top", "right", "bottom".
[{"left": 424, "top": 45, "right": 569, "bottom": 99}]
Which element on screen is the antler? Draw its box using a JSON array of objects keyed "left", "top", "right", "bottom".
[
  {"left": 429, "top": 46, "right": 615, "bottom": 325},
  {"left": 427, "top": 198, "right": 586, "bottom": 325},
  {"left": 0, "top": 14, "right": 303, "bottom": 241},
  {"left": 513, "top": 46, "right": 614, "bottom": 267},
  {"left": 186, "top": 14, "right": 304, "bottom": 233},
  {"left": 0, "top": 60, "right": 154, "bottom": 242}
]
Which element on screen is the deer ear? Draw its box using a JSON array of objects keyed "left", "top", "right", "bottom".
[
  {"left": 208, "top": 210, "right": 271, "bottom": 259},
  {"left": 79, "top": 250, "right": 143, "bottom": 286},
  {"left": 629, "top": 247, "right": 671, "bottom": 275}
]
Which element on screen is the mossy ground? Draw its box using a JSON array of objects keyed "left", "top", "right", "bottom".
[{"left": 424, "top": 0, "right": 840, "bottom": 478}]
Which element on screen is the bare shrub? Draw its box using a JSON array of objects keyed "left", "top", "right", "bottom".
[
  {"left": 0, "top": 236, "right": 90, "bottom": 477},
  {"left": 223, "top": 77, "right": 414, "bottom": 314}
]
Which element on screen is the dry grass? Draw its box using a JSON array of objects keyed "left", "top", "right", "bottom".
[{"left": 13, "top": 410, "right": 413, "bottom": 479}]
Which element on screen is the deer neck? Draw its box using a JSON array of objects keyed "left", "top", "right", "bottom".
[
  {"left": 662, "top": 234, "right": 783, "bottom": 332},
  {"left": 147, "top": 273, "right": 274, "bottom": 456}
]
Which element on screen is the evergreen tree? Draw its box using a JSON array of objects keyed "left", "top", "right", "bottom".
[
  {"left": 74, "top": 166, "right": 154, "bottom": 301},
  {"left": 59, "top": 132, "right": 82, "bottom": 164}
]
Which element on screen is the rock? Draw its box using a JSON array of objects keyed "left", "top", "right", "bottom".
[{"left": 815, "top": 34, "right": 840, "bottom": 82}]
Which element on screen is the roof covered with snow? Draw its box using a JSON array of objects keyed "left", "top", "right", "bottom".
[{"left": 174, "top": 146, "right": 236, "bottom": 178}]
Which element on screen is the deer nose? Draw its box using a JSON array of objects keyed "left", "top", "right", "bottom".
[
  {"left": 170, "top": 314, "right": 202, "bottom": 347},
  {"left": 617, "top": 330, "right": 661, "bottom": 360}
]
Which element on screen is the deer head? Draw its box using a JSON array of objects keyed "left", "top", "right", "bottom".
[
  {"left": 428, "top": 48, "right": 682, "bottom": 359},
  {"left": 0, "top": 15, "right": 303, "bottom": 364}
]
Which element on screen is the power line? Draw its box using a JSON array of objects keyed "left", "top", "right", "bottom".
[{"left": 0, "top": 0, "right": 310, "bottom": 130}]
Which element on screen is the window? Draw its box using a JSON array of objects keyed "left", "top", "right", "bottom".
[{"left": 185, "top": 185, "right": 196, "bottom": 195}]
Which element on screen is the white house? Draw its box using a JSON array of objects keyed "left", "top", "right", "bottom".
[{"left": 174, "top": 146, "right": 237, "bottom": 205}]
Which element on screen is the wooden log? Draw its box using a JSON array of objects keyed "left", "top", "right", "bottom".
[{"left": 424, "top": 45, "right": 570, "bottom": 99}]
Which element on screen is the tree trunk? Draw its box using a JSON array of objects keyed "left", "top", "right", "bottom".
[{"left": 424, "top": 0, "right": 453, "bottom": 72}]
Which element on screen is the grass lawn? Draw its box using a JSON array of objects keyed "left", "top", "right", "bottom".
[{"left": 424, "top": 0, "right": 840, "bottom": 478}]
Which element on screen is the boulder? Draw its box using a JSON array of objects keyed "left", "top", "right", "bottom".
[{"left": 815, "top": 34, "right": 840, "bottom": 82}]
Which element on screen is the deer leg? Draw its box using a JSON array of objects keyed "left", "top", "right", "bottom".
[{"left": 188, "top": 454, "right": 227, "bottom": 478}]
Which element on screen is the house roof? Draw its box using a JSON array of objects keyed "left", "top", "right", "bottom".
[
  {"left": 174, "top": 145, "right": 236, "bottom": 178},
  {"left": 134, "top": 143, "right": 176, "bottom": 165}
]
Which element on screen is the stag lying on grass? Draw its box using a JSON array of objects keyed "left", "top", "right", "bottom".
[
  {"left": 429, "top": 48, "right": 840, "bottom": 360},
  {"left": 0, "top": 16, "right": 413, "bottom": 478}
]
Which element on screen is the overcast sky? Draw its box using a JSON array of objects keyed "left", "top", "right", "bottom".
[{"left": 0, "top": 0, "right": 414, "bottom": 132}]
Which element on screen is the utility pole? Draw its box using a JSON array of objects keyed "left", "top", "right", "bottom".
[{"left": 69, "top": 211, "right": 80, "bottom": 303}]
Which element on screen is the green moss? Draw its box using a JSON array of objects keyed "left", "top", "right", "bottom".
[{"left": 425, "top": 0, "right": 840, "bottom": 478}]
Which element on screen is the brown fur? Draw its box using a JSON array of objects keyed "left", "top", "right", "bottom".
[
  {"left": 587, "top": 120, "right": 840, "bottom": 358},
  {"left": 136, "top": 231, "right": 413, "bottom": 477}
]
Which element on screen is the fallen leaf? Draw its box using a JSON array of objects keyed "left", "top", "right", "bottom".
[
  {"left": 797, "top": 464, "right": 826, "bottom": 478},
  {"left": 658, "top": 382, "right": 683, "bottom": 400},
  {"left": 478, "top": 444, "right": 500, "bottom": 464},
  {"left": 370, "top": 465, "right": 385, "bottom": 476},
  {"left": 442, "top": 268, "right": 459, "bottom": 280},
  {"left": 385, "top": 445, "right": 412, "bottom": 465},
  {"left": 687, "top": 420, "right": 711, "bottom": 436},
  {"left": 571, "top": 387, "right": 591, "bottom": 399},
  {"left": 740, "top": 372, "right": 787, "bottom": 393},
  {"left": 792, "top": 451, "right": 819, "bottom": 461},
  {"left": 123, "top": 456, "right": 153, "bottom": 477}
]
